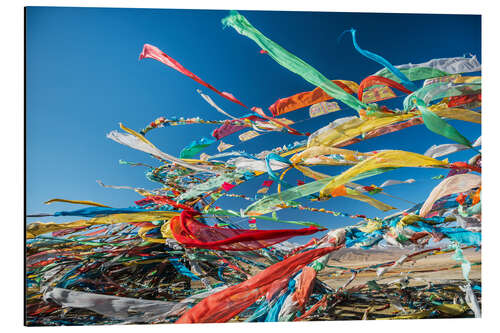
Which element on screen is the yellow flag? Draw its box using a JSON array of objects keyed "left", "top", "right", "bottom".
[
  {"left": 343, "top": 188, "right": 395, "bottom": 211},
  {"left": 430, "top": 105, "right": 481, "bottom": 124},
  {"left": 138, "top": 226, "right": 166, "bottom": 244},
  {"left": 44, "top": 198, "right": 110, "bottom": 208},
  {"left": 307, "top": 106, "right": 479, "bottom": 149},
  {"left": 290, "top": 146, "right": 371, "bottom": 164},
  {"left": 26, "top": 211, "right": 180, "bottom": 239},
  {"left": 308, "top": 114, "right": 415, "bottom": 148},
  {"left": 319, "top": 150, "right": 448, "bottom": 196},
  {"left": 160, "top": 218, "right": 176, "bottom": 239}
]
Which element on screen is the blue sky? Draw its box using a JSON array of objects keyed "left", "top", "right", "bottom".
[{"left": 26, "top": 7, "right": 480, "bottom": 242}]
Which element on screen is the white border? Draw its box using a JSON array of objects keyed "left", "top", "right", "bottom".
[{"left": 2, "top": 1, "right": 498, "bottom": 332}]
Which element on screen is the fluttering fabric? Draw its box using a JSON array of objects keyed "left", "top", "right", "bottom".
[
  {"left": 379, "top": 179, "right": 415, "bottom": 187},
  {"left": 217, "top": 141, "right": 234, "bottom": 152},
  {"left": 45, "top": 286, "right": 226, "bottom": 323},
  {"left": 140, "top": 44, "right": 247, "bottom": 108},
  {"left": 268, "top": 80, "right": 358, "bottom": 116},
  {"left": 221, "top": 182, "right": 236, "bottom": 191},
  {"left": 363, "top": 117, "right": 423, "bottom": 140},
  {"left": 307, "top": 114, "right": 420, "bottom": 148},
  {"left": 27, "top": 211, "right": 179, "bottom": 239},
  {"left": 448, "top": 93, "right": 481, "bottom": 108},
  {"left": 262, "top": 180, "right": 274, "bottom": 187},
  {"left": 212, "top": 119, "right": 251, "bottom": 140},
  {"left": 290, "top": 146, "right": 372, "bottom": 164},
  {"left": 424, "top": 74, "right": 481, "bottom": 87},
  {"left": 245, "top": 177, "right": 334, "bottom": 215},
  {"left": 228, "top": 156, "right": 289, "bottom": 172},
  {"left": 44, "top": 288, "right": 180, "bottom": 323},
  {"left": 348, "top": 29, "right": 417, "bottom": 91},
  {"left": 373, "top": 55, "right": 481, "bottom": 82},
  {"left": 357, "top": 75, "right": 413, "bottom": 101},
  {"left": 44, "top": 198, "right": 110, "bottom": 208},
  {"left": 170, "top": 210, "right": 323, "bottom": 251},
  {"left": 53, "top": 206, "right": 152, "bottom": 217},
  {"left": 251, "top": 107, "right": 305, "bottom": 136},
  {"left": 238, "top": 130, "right": 261, "bottom": 141},
  {"left": 292, "top": 266, "right": 317, "bottom": 310},
  {"left": 107, "top": 124, "right": 218, "bottom": 174},
  {"left": 319, "top": 150, "right": 448, "bottom": 196},
  {"left": 361, "top": 85, "right": 396, "bottom": 103},
  {"left": 177, "top": 171, "right": 246, "bottom": 201},
  {"left": 404, "top": 82, "right": 481, "bottom": 111},
  {"left": 222, "top": 11, "right": 369, "bottom": 112},
  {"left": 197, "top": 89, "right": 238, "bottom": 119},
  {"left": 413, "top": 97, "right": 473, "bottom": 147},
  {"left": 425, "top": 143, "right": 470, "bottom": 159},
  {"left": 309, "top": 101, "right": 341, "bottom": 118},
  {"left": 180, "top": 137, "right": 216, "bottom": 158},
  {"left": 341, "top": 187, "right": 395, "bottom": 211},
  {"left": 424, "top": 135, "right": 481, "bottom": 159},
  {"left": 420, "top": 173, "right": 481, "bottom": 217}
]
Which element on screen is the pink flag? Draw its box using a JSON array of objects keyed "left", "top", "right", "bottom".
[
  {"left": 212, "top": 120, "right": 248, "bottom": 140},
  {"left": 221, "top": 182, "right": 236, "bottom": 191},
  {"left": 139, "top": 44, "right": 248, "bottom": 108}
]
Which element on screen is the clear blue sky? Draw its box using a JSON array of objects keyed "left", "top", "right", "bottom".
[{"left": 26, "top": 7, "right": 481, "bottom": 241}]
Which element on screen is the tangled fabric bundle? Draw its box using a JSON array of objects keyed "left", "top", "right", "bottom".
[
  {"left": 177, "top": 245, "right": 342, "bottom": 323},
  {"left": 26, "top": 10, "right": 481, "bottom": 326}
]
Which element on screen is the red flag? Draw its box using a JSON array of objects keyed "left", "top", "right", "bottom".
[
  {"left": 140, "top": 44, "right": 247, "bottom": 108},
  {"left": 262, "top": 180, "right": 274, "bottom": 187},
  {"left": 170, "top": 210, "right": 323, "bottom": 251}
]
